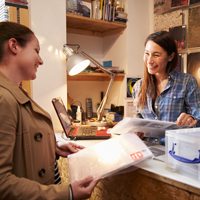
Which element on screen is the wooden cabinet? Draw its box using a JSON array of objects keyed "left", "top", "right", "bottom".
[
  {"left": 66, "top": 7, "right": 127, "bottom": 109},
  {"left": 66, "top": 13, "right": 126, "bottom": 82}
]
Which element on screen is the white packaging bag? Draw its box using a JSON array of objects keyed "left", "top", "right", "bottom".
[
  {"left": 68, "top": 133, "right": 153, "bottom": 182},
  {"left": 109, "top": 117, "right": 179, "bottom": 137}
]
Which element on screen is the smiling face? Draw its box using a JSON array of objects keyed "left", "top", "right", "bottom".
[
  {"left": 15, "top": 35, "right": 43, "bottom": 80},
  {"left": 144, "top": 40, "right": 174, "bottom": 78}
]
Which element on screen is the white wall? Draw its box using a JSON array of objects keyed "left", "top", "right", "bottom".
[
  {"left": 126, "top": 0, "right": 154, "bottom": 77},
  {"left": 29, "top": 0, "right": 67, "bottom": 131},
  {"left": 103, "top": 30, "right": 128, "bottom": 107}
]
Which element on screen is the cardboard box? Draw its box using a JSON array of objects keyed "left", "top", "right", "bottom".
[{"left": 165, "top": 128, "right": 200, "bottom": 180}]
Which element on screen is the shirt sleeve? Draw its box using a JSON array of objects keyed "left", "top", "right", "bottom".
[
  {"left": 185, "top": 76, "right": 200, "bottom": 127},
  {"left": 0, "top": 92, "right": 69, "bottom": 200}
]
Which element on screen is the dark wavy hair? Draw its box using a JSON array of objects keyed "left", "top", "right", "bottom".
[
  {"left": 138, "top": 31, "right": 178, "bottom": 108},
  {"left": 0, "top": 21, "right": 34, "bottom": 62}
]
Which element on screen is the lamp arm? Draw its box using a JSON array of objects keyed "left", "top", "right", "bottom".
[
  {"left": 96, "top": 74, "right": 115, "bottom": 121},
  {"left": 81, "top": 51, "right": 114, "bottom": 76},
  {"left": 64, "top": 44, "right": 80, "bottom": 53},
  {"left": 80, "top": 51, "right": 116, "bottom": 121},
  {"left": 63, "top": 44, "right": 74, "bottom": 58}
]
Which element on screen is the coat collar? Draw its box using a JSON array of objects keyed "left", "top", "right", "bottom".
[
  {"left": 0, "top": 72, "right": 51, "bottom": 121},
  {"left": 0, "top": 71, "right": 30, "bottom": 104}
]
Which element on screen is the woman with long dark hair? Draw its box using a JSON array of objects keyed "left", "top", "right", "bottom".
[{"left": 133, "top": 31, "right": 200, "bottom": 127}]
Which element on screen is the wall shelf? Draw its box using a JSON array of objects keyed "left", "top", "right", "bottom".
[
  {"left": 5, "top": 1, "right": 28, "bottom": 9},
  {"left": 66, "top": 13, "right": 126, "bottom": 36},
  {"left": 67, "top": 72, "right": 125, "bottom": 81}
]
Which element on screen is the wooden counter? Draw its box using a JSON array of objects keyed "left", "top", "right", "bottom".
[
  {"left": 58, "top": 156, "right": 200, "bottom": 200},
  {"left": 56, "top": 134, "right": 200, "bottom": 200}
]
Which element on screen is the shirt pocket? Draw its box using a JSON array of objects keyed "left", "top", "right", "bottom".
[{"left": 163, "top": 93, "right": 186, "bottom": 112}]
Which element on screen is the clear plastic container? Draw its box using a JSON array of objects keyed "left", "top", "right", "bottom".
[{"left": 165, "top": 128, "right": 200, "bottom": 180}]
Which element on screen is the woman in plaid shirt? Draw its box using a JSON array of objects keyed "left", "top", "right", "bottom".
[{"left": 132, "top": 31, "right": 200, "bottom": 127}]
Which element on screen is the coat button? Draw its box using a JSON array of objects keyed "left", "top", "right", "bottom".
[
  {"left": 38, "top": 168, "right": 46, "bottom": 177},
  {"left": 34, "top": 132, "right": 43, "bottom": 142}
]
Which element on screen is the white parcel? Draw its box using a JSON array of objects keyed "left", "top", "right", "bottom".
[{"left": 68, "top": 133, "right": 153, "bottom": 182}]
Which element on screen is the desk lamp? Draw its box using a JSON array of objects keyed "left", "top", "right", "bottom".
[{"left": 63, "top": 44, "right": 115, "bottom": 122}]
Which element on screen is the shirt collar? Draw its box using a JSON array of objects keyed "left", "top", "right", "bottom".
[{"left": 168, "top": 70, "right": 178, "bottom": 80}]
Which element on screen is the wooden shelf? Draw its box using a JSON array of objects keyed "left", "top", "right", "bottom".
[
  {"left": 66, "top": 13, "right": 126, "bottom": 36},
  {"left": 67, "top": 72, "right": 125, "bottom": 81},
  {"left": 5, "top": 1, "right": 28, "bottom": 9}
]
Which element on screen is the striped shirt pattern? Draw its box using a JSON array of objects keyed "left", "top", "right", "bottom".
[
  {"left": 54, "top": 160, "right": 61, "bottom": 184},
  {"left": 0, "top": 0, "right": 8, "bottom": 22}
]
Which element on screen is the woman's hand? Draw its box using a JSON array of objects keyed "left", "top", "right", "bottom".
[
  {"left": 56, "top": 142, "right": 84, "bottom": 157},
  {"left": 176, "top": 113, "right": 197, "bottom": 127},
  {"left": 71, "top": 176, "right": 98, "bottom": 200}
]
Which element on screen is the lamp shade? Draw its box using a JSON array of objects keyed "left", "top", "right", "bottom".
[{"left": 67, "top": 54, "right": 90, "bottom": 76}]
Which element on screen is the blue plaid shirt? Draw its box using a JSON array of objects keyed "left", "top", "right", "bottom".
[{"left": 132, "top": 70, "right": 200, "bottom": 127}]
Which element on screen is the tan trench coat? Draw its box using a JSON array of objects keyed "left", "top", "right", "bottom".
[{"left": 0, "top": 72, "right": 69, "bottom": 200}]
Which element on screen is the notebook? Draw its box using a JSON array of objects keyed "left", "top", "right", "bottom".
[{"left": 52, "top": 97, "right": 111, "bottom": 140}]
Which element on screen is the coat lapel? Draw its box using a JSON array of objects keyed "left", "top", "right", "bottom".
[{"left": 0, "top": 72, "right": 51, "bottom": 121}]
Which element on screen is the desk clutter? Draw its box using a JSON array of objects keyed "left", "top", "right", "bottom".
[
  {"left": 70, "top": 97, "right": 124, "bottom": 126},
  {"left": 52, "top": 97, "right": 111, "bottom": 140}
]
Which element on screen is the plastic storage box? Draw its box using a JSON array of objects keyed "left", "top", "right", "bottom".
[{"left": 165, "top": 128, "right": 200, "bottom": 180}]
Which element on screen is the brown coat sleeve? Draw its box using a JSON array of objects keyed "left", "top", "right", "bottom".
[{"left": 0, "top": 90, "right": 69, "bottom": 200}]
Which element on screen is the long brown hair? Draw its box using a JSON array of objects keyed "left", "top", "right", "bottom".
[
  {"left": 0, "top": 21, "right": 34, "bottom": 62},
  {"left": 139, "top": 31, "right": 178, "bottom": 108}
]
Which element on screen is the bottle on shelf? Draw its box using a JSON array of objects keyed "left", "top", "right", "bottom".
[{"left": 76, "top": 105, "right": 82, "bottom": 123}]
